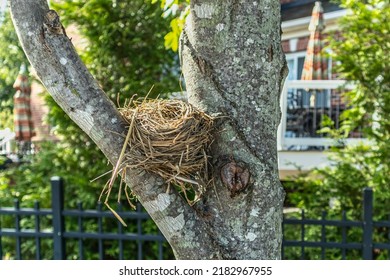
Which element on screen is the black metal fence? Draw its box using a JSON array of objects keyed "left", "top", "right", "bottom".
[
  {"left": 0, "top": 177, "right": 169, "bottom": 260},
  {"left": 1, "top": 178, "right": 390, "bottom": 260},
  {"left": 282, "top": 188, "right": 390, "bottom": 260}
]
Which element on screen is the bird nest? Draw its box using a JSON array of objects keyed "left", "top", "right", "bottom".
[{"left": 117, "top": 98, "right": 214, "bottom": 203}]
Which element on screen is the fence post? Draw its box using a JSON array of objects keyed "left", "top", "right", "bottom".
[
  {"left": 362, "top": 187, "right": 373, "bottom": 260},
  {"left": 51, "top": 176, "right": 65, "bottom": 260}
]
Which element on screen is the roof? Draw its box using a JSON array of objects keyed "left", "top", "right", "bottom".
[{"left": 281, "top": 0, "right": 342, "bottom": 22}]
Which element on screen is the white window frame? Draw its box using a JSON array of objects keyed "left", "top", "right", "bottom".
[
  {"left": 286, "top": 50, "right": 333, "bottom": 80},
  {"left": 286, "top": 51, "right": 307, "bottom": 80}
]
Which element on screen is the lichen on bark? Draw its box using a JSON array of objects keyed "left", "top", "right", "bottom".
[{"left": 181, "top": 0, "right": 287, "bottom": 259}]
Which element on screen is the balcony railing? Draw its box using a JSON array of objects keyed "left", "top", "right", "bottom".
[{"left": 277, "top": 80, "right": 363, "bottom": 151}]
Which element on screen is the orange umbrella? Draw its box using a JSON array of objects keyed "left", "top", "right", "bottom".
[
  {"left": 13, "top": 65, "right": 35, "bottom": 142},
  {"left": 301, "top": 1, "right": 328, "bottom": 81}
]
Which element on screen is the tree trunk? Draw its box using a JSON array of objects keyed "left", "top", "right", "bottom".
[{"left": 9, "top": 0, "right": 287, "bottom": 259}]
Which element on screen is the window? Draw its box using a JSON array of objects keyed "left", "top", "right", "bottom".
[
  {"left": 286, "top": 52, "right": 332, "bottom": 109},
  {"left": 286, "top": 51, "right": 306, "bottom": 81},
  {"left": 286, "top": 51, "right": 332, "bottom": 80}
]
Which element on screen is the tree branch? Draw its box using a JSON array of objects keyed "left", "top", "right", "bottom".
[{"left": 9, "top": 0, "right": 216, "bottom": 259}]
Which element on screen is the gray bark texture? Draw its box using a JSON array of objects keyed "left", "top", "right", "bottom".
[{"left": 9, "top": 0, "right": 287, "bottom": 259}]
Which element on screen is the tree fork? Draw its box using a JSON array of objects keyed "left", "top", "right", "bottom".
[{"left": 9, "top": 0, "right": 287, "bottom": 259}]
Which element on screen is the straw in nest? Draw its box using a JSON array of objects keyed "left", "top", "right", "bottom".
[{"left": 100, "top": 98, "right": 214, "bottom": 225}]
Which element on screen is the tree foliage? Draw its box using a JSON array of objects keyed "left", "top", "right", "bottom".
[
  {"left": 52, "top": 0, "right": 180, "bottom": 97},
  {"left": 0, "top": 11, "right": 29, "bottom": 129},
  {"left": 151, "top": 0, "right": 189, "bottom": 52}
]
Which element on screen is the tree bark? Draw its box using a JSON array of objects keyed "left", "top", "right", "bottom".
[
  {"left": 181, "top": 0, "right": 288, "bottom": 259},
  {"left": 9, "top": 0, "right": 287, "bottom": 259}
]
